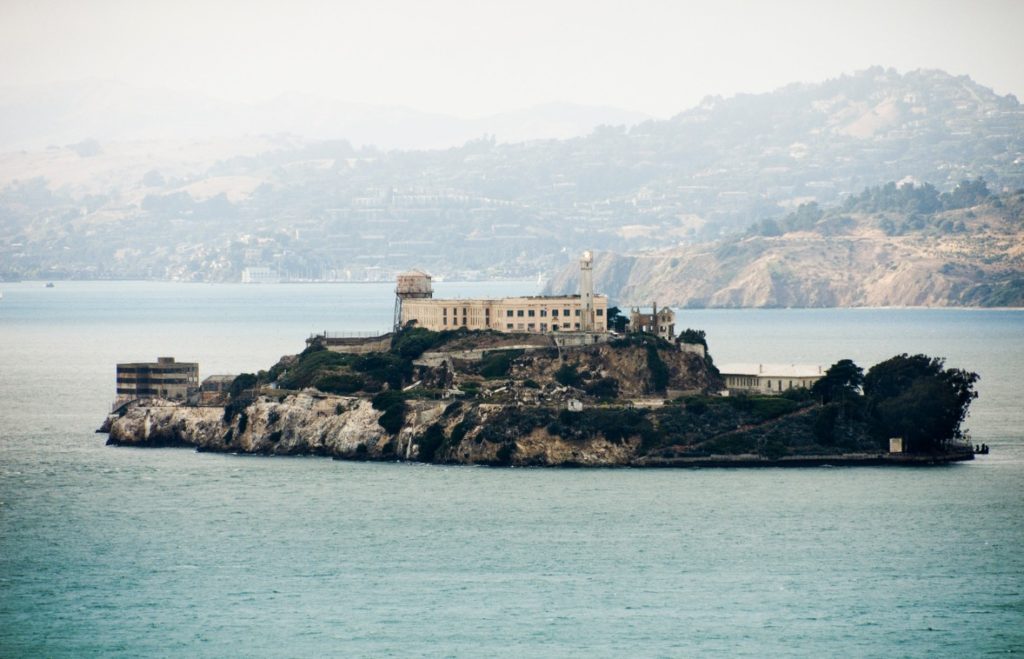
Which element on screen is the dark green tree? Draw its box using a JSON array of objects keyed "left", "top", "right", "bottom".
[
  {"left": 863, "top": 354, "right": 978, "bottom": 452},
  {"left": 812, "top": 359, "right": 864, "bottom": 405},
  {"left": 606, "top": 306, "right": 628, "bottom": 333}
]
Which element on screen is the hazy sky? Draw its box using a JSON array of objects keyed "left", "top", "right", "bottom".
[{"left": 2, "top": 0, "right": 1022, "bottom": 117}]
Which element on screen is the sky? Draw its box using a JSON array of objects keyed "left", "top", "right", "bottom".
[{"left": 1, "top": 0, "right": 1023, "bottom": 118}]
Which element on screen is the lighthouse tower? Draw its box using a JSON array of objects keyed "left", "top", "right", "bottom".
[{"left": 580, "top": 250, "right": 595, "bottom": 332}]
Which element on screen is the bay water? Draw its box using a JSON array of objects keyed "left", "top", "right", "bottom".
[{"left": 1, "top": 281, "right": 1022, "bottom": 656}]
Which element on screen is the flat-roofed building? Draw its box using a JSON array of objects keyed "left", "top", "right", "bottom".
[
  {"left": 719, "top": 363, "right": 824, "bottom": 395},
  {"left": 398, "top": 251, "right": 608, "bottom": 336},
  {"left": 116, "top": 357, "right": 199, "bottom": 404},
  {"left": 400, "top": 294, "right": 608, "bottom": 333},
  {"left": 199, "top": 374, "right": 236, "bottom": 405}
]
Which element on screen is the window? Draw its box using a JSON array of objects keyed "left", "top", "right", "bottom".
[
  {"left": 564, "top": 309, "right": 570, "bottom": 316},
  {"left": 517, "top": 323, "right": 524, "bottom": 330},
  {"left": 442, "top": 308, "right": 447, "bottom": 315},
  {"left": 506, "top": 323, "right": 513, "bottom": 329},
  {"left": 552, "top": 309, "right": 559, "bottom": 317},
  {"left": 540, "top": 323, "right": 548, "bottom": 331},
  {"left": 462, "top": 318, "right": 467, "bottom": 326},
  {"left": 574, "top": 323, "right": 580, "bottom": 329},
  {"left": 442, "top": 318, "right": 447, "bottom": 325},
  {"left": 462, "top": 307, "right": 467, "bottom": 316},
  {"left": 563, "top": 322, "right": 570, "bottom": 328},
  {"left": 506, "top": 310, "right": 514, "bottom": 317},
  {"left": 540, "top": 309, "right": 547, "bottom": 317},
  {"left": 528, "top": 323, "right": 535, "bottom": 330},
  {"left": 517, "top": 310, "right": 524, "bottom": 317},
  {"left": 596, "top": 309, "right": 603, "bottom": 316},
  {"left": 574, "top": 309, "right": 580, "bottom": 316},
  {"left": 528, "top": 310, "right": 535, "bottom": 317}
]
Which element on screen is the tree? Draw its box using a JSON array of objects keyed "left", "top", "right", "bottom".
[
  {"left": 812, "top": 359, "right": 863, "bottom": 405},
  {"left": 606, "top": 306, "right": 628, "bottom": 333},
  {"left": 677, "top": 328, "right": 708, "bottom": 348},
  {"left": 229, "top": 373, "right": 258, "bottom": 399},
  {"left": 863, "top": 354, "right": 978, "bottom": 452}
]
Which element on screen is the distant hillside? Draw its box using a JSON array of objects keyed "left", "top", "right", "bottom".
[
  {"left": 1, "top": 67, "right": 1022, "bottom": 283},
  {"left": 0, "top": 80, "right": 650, "bottom": 151},
  {"left": 546, "top": 182, "right": 1024, "bottom": 308}
]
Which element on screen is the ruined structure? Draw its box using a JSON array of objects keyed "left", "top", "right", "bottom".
[{"left": 629, "top": 303, "right": 676, "bottom": 341}]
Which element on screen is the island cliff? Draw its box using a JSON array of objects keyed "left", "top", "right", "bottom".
[{"left": 102, "top": 328, "right": 976, "bottom": 466}]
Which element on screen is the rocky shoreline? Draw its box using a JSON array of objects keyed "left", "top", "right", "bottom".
[{"left": 100, "top": 392, "right": 974, "bottom": 468}]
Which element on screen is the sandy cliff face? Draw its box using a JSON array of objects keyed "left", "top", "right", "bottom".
[{"left": 547, "top": 208, "right": 1024, "bottom": 308}]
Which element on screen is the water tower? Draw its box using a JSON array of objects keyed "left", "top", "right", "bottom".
[{"left": 394, "top": 270, "right": 433, "bottom": 331}]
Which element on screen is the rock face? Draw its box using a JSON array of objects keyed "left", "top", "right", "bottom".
[
  {"left": 104, "top": 340, "right": 721, "bottom": 466},
  {"left": 102, "top": 332, "right": 975, "bottom": 467},
  {"left": 546, "top": 204, "right": 1024, "bottom": 308},
  {"left": 104, "top": 393, "right": 640, "bottom": 466}
]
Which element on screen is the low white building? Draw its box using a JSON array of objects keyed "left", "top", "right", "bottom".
[
  {"left": 241, "top": 267, "right": 280, "bottom": 284},
  {"left": 719, "top": 363, "right": 824, "bottom": 395}
]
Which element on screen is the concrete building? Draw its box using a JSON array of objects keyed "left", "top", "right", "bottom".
[
  {"left": 116, "top": 357, "right": 199, "bottom": 404},
  {"left": 397, "top": 252, "right": 608, "bottom": 336},
  {"left": 629, "top": 303, "right": 676, "bottom": 341},
  {"left": 719, "top": 363, "right": 824, "bottom": 395},
  {"left": 199, "top": 374, "right": 236, "bottom": 405}
]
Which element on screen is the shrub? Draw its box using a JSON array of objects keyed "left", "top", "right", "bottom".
[
  {"left": 416, "top": 423, "right": 445, "bottom": 462},
  {"left": 685, "top": 397, "right": 708, "bottom": 415},
  {"left": 701, "top": 433, "right": 756, "bottom": 455},
  {"left": 495, "top": 442, "right": 517, "bottom": 465},
  {"left": 223, "top": 396, "right": 251, "bottom": 422},
  {"left": 391, "top": 327, "right": 450, "bottom": 360},
  {"left": 585, "top": 377, "right": 620, "bottom": 400},
  {"left": 371, "top": 390, "right": 406, "bottom": 434},
  {"left": 276, "top": 350, "right": 354, "bottom": 390},
  {"left": 646, "top": 346, "right": 670, "bottom": 392},
  {"left": 353, "top": 353, "right": 410, "bottom": 389},
  {"left": 554, "top": 364, "right": 582, "bottom": 387},
  {"left": 479, "top": 350, "right": 522, "bottom": 379},
  {"left": 314, "top": 373, "right": 365, "bottom": 395}
]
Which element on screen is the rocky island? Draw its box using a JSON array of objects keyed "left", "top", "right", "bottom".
[{"left": 101, "top": 326, "right": 978, "bottom": 467}]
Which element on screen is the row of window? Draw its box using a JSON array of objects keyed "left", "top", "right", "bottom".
[
  {"left": 504, "top": 322, "right": 581, "bottom": 331},
  {"left": 441, "top": 308, "right": 489, "bottom": 316},
  {"left": 503, "top": 308, "right": 605, "bottom": 318}
]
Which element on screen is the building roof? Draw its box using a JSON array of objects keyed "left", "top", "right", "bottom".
[
  {"left": 718, "top": 363, "right": 823, "bottom": 378},
  {"left": 202, "top": 374, "right": 237, "bottom": 383}
]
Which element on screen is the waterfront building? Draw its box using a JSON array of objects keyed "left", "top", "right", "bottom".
[
  {"left": 719, "top": 363, "right": 824, "bottom": 395},
  {"left": 397, "top": 252, "right": 608, "bottom": 336},
  {"left": 241, "top": 267, "right": 280, "bottom": 284},
  {"left": 115, "top": 357, "right": 199, "bottom": 404}
]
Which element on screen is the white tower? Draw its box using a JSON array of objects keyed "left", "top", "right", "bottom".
[{"left": 580, "top": 250, "right": 594, "bottom": 332}]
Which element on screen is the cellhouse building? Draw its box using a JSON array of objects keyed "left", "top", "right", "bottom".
[{"left": 396, "top": 251, "right": 608, "bottom": 337}]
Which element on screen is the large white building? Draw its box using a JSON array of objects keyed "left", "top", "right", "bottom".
[
  {"left": 397, "top": 252, "right": 608, "bottom": 335},
  {"left": 719, "top": 363, "right": 824, "bottom": 395}
]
